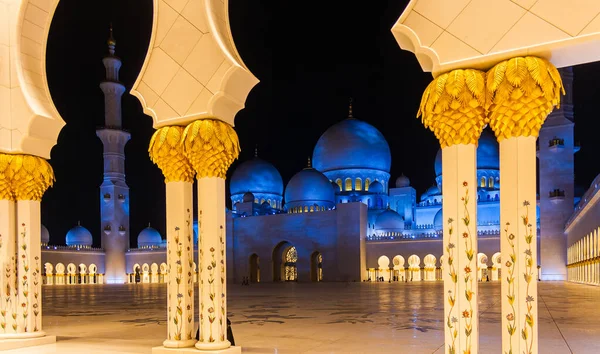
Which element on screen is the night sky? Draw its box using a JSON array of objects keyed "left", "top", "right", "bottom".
[{"left": 42, "top": 0, "right": 600, "bottom": 247}]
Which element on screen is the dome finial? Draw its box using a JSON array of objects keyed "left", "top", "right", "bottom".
[
  {"left": 307, "top": 157, "right": 312, "bottom": 168},
  {"left": 107, "top": 23, "right": 116, "bottom": 55},
  {"left": 254, "top": 144, "right": 258, "bottom": 157},
  {"left": 148, "top": 222, "right": 151, "bottom": 228},
  {"left": 348, "top": 97, "right": 354, "bottom": 119},
  {"left": 77, "top": 220, "right": 81, "bottom": 226}
]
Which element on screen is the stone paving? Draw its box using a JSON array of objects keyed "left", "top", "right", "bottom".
[{"left": 4, "top": 281, "right": 600, "bottom": 353}]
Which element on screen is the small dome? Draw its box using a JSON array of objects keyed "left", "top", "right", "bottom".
[
  {"left": 477, "top": 129, "right": 499, "bottom": 170},
  {"left": 426, "top": 185, "right": 440, "bottom": 196},
  {"left": 66, "top": 225, "right": 93, "bottom": 246},
  {"left": 230, "top": 158, "right": 284, "bottom": 197},
  {"left": 434, "top": 129, "right": 499, "bottom": 177},
  {"left": 433, "top": 209, "right": 443, "bottom": 231},
  {"left": 369, "top": 181, "right": 383, "bottom": 193},
  {"left": 375, "top": 209, "right": 405, "bottom": 231},
  {"left": 242, "top": 192, "right": 255, "bottom": 203},
  {"left": 313, "top": 118, "right": 391, "bottom": 173},
  {"left": 395, "top": 174, "right": 410, "bottom": 188},
  {"left": 137, "top": 226, "right": 162, "bottom": 248},
  {"left": 285, "top": 168, "right": 335, "bottom": 207},
  {"left": 41, "top": 224, "right": 50, "bottom": 244}
]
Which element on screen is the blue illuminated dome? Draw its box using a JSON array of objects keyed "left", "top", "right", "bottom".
[
  {"left": 434, "top": 129, "right": 499, "bottom": 176},
  {"left": 66, "top": 225, "right": 93, "bottom": 246},
  {"left": 230, "top": 157, "right": 283, "bottom": 196},
  {"left": 41, "top": 224, "right": 50, "bottom": 244},
  {"left": 433, "top": 209, "right": 443, "bottom": 231},
  {"left": 137, "top": 226, "right": 162, "bottom": 248},
  {"left": 312, "top": 118, "right": 391, "bottom": 173},
  {"left": 375, "top": 209, "right": 405, "bottom": 232},
  {"left": 230, "top": 156, "right": 284, "bottom": 209},
  {"left": 285, "top": 167, "right": 335, "bottom": 210},
  {"left": 369, "top": 181, "right": 383, "bottom": 194}
]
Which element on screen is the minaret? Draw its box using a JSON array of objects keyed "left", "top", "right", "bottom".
[
  {"left": 538, "top": 66, "right": 575, "bottom": 281},
  {"left": 96, "top": 25, "right": 131, "bottom": 284}
]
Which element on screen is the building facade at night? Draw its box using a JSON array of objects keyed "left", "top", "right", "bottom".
[{"left": 39, "top": 41, "right": 597, "bottom": 286}]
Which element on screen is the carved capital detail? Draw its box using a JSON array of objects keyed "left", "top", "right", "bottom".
[
  {"left": 182, "top": 119, "right": 240, "bottom": 179},
  {"left": 418, "top": 69, "right": 487, "bottom": 148},
  {"left": 0, "top": 154, "right": 54, "bottom": 201},
  {"left": 149, "top": 126, "right": 195, "bottom": 183}
]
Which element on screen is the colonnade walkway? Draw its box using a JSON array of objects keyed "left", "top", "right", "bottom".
[{"left": 5, "top": 282, "right": 599, "bottom": 354}]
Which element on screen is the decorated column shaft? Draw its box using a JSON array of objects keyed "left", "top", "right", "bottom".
[
  {"left": 0, "top": 154, "right": 53, "bottom": 338},
  {"left": 149, "top": 127, "right": 196, "bottom": 348},
  {"left": 418, "top": 69, "right": 487, "bottom": 354},
  {"left": 486, "top": 57, "right": 563, "bottom": 354},
  {"left": 183, "top": 119, "right": 239, "bottom": 350}
]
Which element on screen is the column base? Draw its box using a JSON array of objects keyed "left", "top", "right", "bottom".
[
  {"left": 0, "top": 335, "right": 56, "bottom": 351},
  {"left": 163, "top": 339, "right": 197, "bottom": 348},
  {"left": 152, "top": 345, "right": 241, "bottom": 354}
]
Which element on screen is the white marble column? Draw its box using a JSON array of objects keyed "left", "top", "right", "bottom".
[
  {"left": 196, "top": 177, "right": 229, "bottom": 350},
  {"left": 148, "top": 126, "right": 196, "bottom": 349},
  {"left": 499, "top": 136, "right": 538, "bottom": 354},
  {"left": 163, "top": 182, "right": 195, "bottom": 348},
  {"left": 0, "top": 200, "right": 17, "bottom": 336},
  {"left": 442, "top": 144, "right": 479, "bottom": 354}
]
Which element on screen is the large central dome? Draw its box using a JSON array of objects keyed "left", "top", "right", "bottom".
[{"left": 312, "top": 118, "right": 391, "bottom": 173}]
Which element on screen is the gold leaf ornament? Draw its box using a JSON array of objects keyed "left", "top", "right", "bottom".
[
  {"left": 486, "top": 56, "right": 564, "bottom": 141},
  {"left": 182, "top": 119, "right": 240, "bottom": 179},
  {"left": 0, "top": 153, "right": 54, "bottom": 201},
  {"left": 149, "top": 126, "right": 195, "bottom": 183},
  {"left": 418, "top": 69, "right": 487, "bottom": 148}
]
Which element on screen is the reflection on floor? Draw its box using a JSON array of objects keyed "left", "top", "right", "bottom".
[{"left": 4, "top": 282, "right": 599, "bottom": 353}]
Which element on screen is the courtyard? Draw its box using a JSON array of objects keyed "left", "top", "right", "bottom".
[{"left": 2, "top": 282, "right": 598, "bottom": 353}]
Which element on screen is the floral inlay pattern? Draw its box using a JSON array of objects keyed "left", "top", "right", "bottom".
[
  {"left": 20, "top": 223, "right": 29, "bottom": 332},
  {"left": 503, "top": 200, "right": 536, "bottom": 354},
  {"left": 445, "top": 217, "right": 458, "bottom": 354},
  {"left": 460, "top": 182, "right": 475, "bottom": 353},
  {"left": 172, "top": 225, "right": 184, "bottom": 341},
  {"left": 219, "top": 225, "right": 226, "bottom": 342},
  {"left": 185, "top": 208, "right": 194, "bottom": 340},
  {"left": 198, "top": 210, "right": 205, "bottom": 342}
]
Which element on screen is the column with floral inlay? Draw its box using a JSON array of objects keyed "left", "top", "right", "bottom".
[
  {"left": 486, "top": 56, "right": 563, "bottom": 354},
  {"left": 183, "top": 119, "right": 239, "bottom": 350},
  {"left": 0, "top": 154, "right": 53, "bottom": 339},
  {"left": 418, "top": 69, "right": 487, "bottom": 354},
  {"left": 149, "top": 126, "right": 196, "bottom": 348}
]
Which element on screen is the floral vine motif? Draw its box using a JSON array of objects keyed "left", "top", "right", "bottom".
[
  {"left": 219, "top": 225, "right": 226, "bottom": 342},
  {"left": 460, "top": 182, "right": 475, "bottom": 353},
  {"left": 185, "top": 208, "right": 194, "bottom": 340},
  {"left": 0, "top": 232, "right": 6, "bottom": 333},
  {"left": 521, "top": 201, "right": 535, "bottom": 354},
  {"left": 20, "top": 223, "right": 29, "bottom": 332},
  {"left": 207, "top": 246, "right": 217, "bottom": 342},
  {"left": 198, "top": 210, "right": 205, "bottom": 342},
  {"left": 504, "top": 221, "right": 517, "bottom": 354},
  {"left": 32, "top": 255, "right": 40, "bottom": 332},
  {"left": 445, "top": 217, "right": 458, "bottom": 354},
  {"left": 172, "top": 226, "right": 184, "bottom": 341}
]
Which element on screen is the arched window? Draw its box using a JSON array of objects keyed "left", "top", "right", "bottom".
[
  {"left": 480, "top": 177, "right": 486, "bottom": 188},
  {"left": 254, "top": 198, "right": 258, "bottom": 204},
  {"left": 284, "top": 247, "right": 298, "bottom": 281},
  {"left": 336, "top": 179, "right": 342, "bottom": 191},
  {"left": 304, "top": 206, "right": 309, "bottom": 212},
  {"left": 355, "top": 178, "right": 362, "bottom": 191},
  {"left": 488, "top": 177, "right": 494, "bottom": 188},
  {"left": 345, "top": 178, "right": 353, "bottom": 191},
  {"left": 260, "top": 198, "right": 265, "bottom": 204},
  {"left": 365, "top": 178, "right": 370, "bottom": 191},
  {"left": 309, "top": 205, "right": 314, "bottom": 212},
  {"left": 267, "top": 199, "right": 272, "bottom": 207}
]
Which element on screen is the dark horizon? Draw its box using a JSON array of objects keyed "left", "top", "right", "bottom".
[{"left": 41, "top": 0, "right": 600, "bottom": 247}]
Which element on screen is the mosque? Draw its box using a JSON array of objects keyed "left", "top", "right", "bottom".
[{"left": 39, "top": 34, "right": 596, "bottom": 287}]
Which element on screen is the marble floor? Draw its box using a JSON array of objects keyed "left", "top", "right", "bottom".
[{"left": 3, "top": 281, "right": 599, "bottom": 353}]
